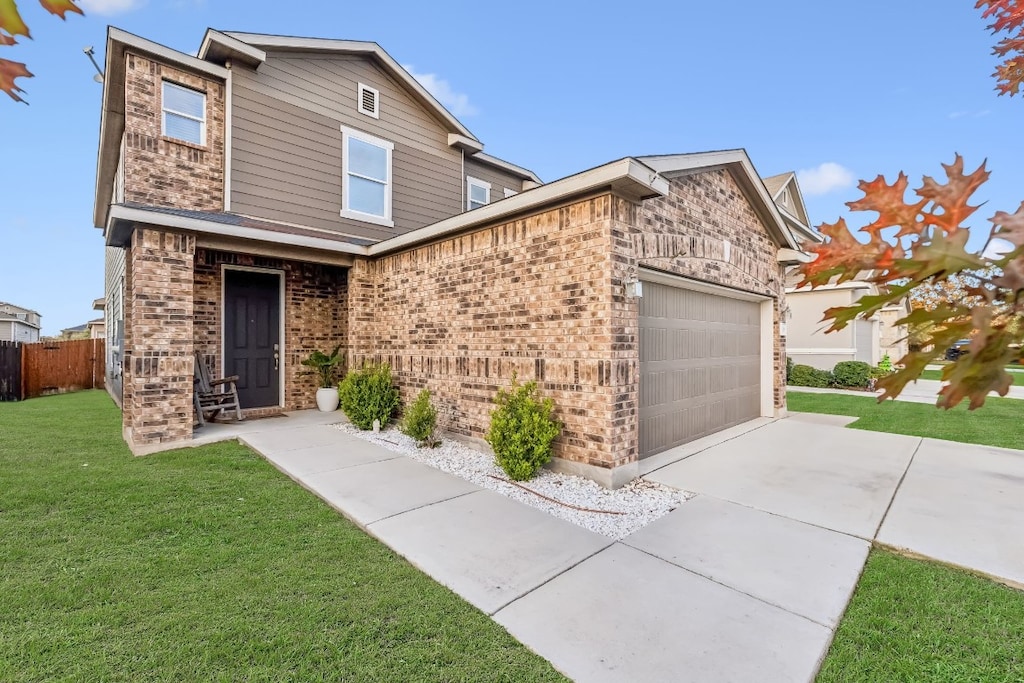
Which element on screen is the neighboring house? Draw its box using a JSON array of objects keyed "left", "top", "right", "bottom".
[
  {"left": 0, "top": 302, "right": 41, "bottom": 343},
  {"left": 60, "top": 323, "right": 91, "bottom": 340},
  {"left": 94, "top": 27, "right": 804, "bottom": 487},
  {"left": 765, "top": 173, "right": 909, "bottom": 370}
]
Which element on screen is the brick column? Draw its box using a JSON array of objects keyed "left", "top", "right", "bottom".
[{"left": 123, "top": 228, "right": 195, "bottom": 450}]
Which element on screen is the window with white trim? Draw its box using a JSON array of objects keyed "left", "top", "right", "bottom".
[
  {"left": 341, "top": 126, "right": 394, "bottom": 226},
  {"left": 162, "top": 81, "right": 206, "bottom": 145},
  {"left": 504, "top": 187, "right": 518, "bottom": 199},
  {"left": 467, "top": 176, "right": 491, "bottom": 210}
]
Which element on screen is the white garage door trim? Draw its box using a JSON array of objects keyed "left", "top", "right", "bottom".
[{"left": 639, "top": 268, "right": 776, "bottom": 423}]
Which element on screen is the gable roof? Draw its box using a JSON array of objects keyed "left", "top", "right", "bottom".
[
  {"left": 762, "top": 171, "right": 820, "bottom": 244},
  {"left": 636, "top": 150, "right": 799, "bottom": 250},
  {"left": 200, "top": 30, "right": 482, "bottom": 151}
]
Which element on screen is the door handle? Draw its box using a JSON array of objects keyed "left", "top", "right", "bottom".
[{"left": 274, "top": 343, "right": 280, "bottom": 370}]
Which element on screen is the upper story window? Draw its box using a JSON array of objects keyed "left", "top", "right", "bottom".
[
  {"left": 341, "top": 126, "right": 394, "bottom": 227},
  {"left": 162, "top": 81, "right": 206, "bottom": 146},
  {"left": 467, "top": 176, "right": 491, "bottom": 211}
]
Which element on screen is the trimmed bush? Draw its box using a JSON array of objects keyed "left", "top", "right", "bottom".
[
  {"left": 833, "top": 360, "right": 872, "bottom": 388},
  {"left": 400, "top": 389, "right": 439, "bottom": 447},
  {"left": 788, "top": 364, "right": 833, "bottom": 388},
  {"left": 338, "top": 363, "right": 401, "bottom": 430},
  {"left": 877, "top": 354, "right": 894, "bottom": 374},
  {"left": 485, "top": 378, "right": 561, "bottom": 481}
]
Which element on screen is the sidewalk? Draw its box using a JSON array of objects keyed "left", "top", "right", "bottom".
[
  {"left": 789, "top": 376, "right": 1024, "bottom": 404},
  {"left": 239, "top": 420, "right": 856, "bottom": 683},
  {"left": 236, "top": 413, "right": 1024, "bottom": 682}
]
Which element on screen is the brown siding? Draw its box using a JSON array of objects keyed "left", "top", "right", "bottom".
[
  {"left": 465, "top": 157, "right": 525, "bottom": 205},
  {"left": 229, "top": 52, "right": 464, "bottom": 241},
  {"left": 122, "top": 53, "right": 225, "bottom": 211}
]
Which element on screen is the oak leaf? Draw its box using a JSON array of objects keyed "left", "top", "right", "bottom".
[
  {"left": 37, "top": 0, "right": 82, "bottom": 19},
  {"left": 990, "top": 201, "right": 1024, "bottom": 246},
  {"left": 846, "top": 172, "right": 927, "bottom": 237},
  {"left": 0, "top": 57, "right": 32, "bottom": 103},
  {"left": 0, "top": 0, "right": 30, "bottom": 41},
  {"left": 916, "top": 156, "right": 990, "bottom": 234},
  {"left": 797, "top": 218, "right": 900, "bottom": 288}
]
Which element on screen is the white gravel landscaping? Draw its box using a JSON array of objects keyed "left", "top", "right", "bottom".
[{"left": 333, "top": 422, "right": 692, "bottom": 540}]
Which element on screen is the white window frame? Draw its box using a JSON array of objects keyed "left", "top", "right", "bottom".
[
  {"left": 161, "top": 81, "right": 207, "bottom": 146},
  {"left": 503, "top": 187, "right": 519, "bottom": 199},
  {"left": 340, "top": 125, "right": 395, "bottom": 227},
  {"left": 357, "top": 82, "right": 380, "bottom": 119},
  {"left": 467, "top": 176, "right": 491, "bottom": 211}
]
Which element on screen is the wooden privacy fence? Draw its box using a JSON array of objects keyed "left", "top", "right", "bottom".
[
  {"left": 0, "top": 338, "right": 105, "bottom": 401},
  {"left": 0, "top": 340, "right": 21, "bottom": 402}
]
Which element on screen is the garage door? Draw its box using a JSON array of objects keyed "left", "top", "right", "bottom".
[{"left": 639, "top": 280, "right": 761, "bottom": 459}]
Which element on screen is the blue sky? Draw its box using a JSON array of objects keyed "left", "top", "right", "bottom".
[{"left": 2, "top": 0, "right": 1020, "bottom": 335}]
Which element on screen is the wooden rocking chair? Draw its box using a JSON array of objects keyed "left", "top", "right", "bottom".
[{"left": 193, "top": 353, "right": 242, "bottom": 426}]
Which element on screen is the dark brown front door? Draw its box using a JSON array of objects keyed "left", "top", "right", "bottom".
[{"left": 224, "top": 270, "right": 280, "bottom": 409}]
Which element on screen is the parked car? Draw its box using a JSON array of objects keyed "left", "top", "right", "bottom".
[{"left": 945, "top": 339, "right": 971, "bottom": 361}]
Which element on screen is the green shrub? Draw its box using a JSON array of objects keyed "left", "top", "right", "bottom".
[
  {"left": 786, "top": 356, "right": 794, "bottom": 383},
  {"left": 877, "top": 354, "right": 894, "bottom": 374},
  {"left": 338, "top": 363, "right": 401, "bottom": 430},
  {"left": 788, "top": 364, "right": 833, "bottom": 388},
  {"left": 833, "top": 360, "right": 872, "bottom": 388},
  {"left": 400, "top": 389, "right": 439, "bottom": 447},
  {"left": 485, "top": 378, "right": 561, "bottom": 481}
]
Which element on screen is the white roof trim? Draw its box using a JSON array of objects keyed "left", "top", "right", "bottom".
[
  {"left": 787, "top": 281, "right": 878, "bottom": 294},
  {"left": 110, "top": 27, "right": 229, "bottom": 79},
  {"left": 223, "top": 32, "right": 480, "bottom": 145},
  {"left": 470, "top": 152, "right": 542, "bottom": 184},
  {"left": 106, "top": 205, "right": 366, "bottom": 256},
  {"left": 638, "top": 150, "right": 799, "bottom": 250},
  {"left": 198, "top": 29, "right": 267, "bottom": 66},
  {"left": 0, "top": 317, "right": 41, "bottom": 329},
  {"left": 369, "top": 158, "right": 668, "bottom": 256}
]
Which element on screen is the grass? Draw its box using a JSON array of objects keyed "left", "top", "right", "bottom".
[
  {"left": 920, "top": 368, "right": 1020, "bottom": 384},
  {"left": 818, "top": 550, "right": 1024, "bottom": 682},
  {"left": 787, "top": 391, "right": 1024, "bottom": 450},
  {"left": 0, "top": 391, "right": 567, "bottom": 682}
]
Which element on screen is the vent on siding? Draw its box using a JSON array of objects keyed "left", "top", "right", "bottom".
[{"left": 357, "top": 83, "right": 380, "bottom": 119}]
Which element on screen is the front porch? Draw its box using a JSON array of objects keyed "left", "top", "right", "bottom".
[{"left": 120, "top": 227, "right": 351, "bottom": 453}]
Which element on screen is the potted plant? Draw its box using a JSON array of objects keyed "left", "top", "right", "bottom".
[{"left": 300, "top": 345, "right": 343, "bottom": 412}]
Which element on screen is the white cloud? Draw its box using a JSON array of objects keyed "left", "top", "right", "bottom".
[
  {"left": 403, "top": 65, "right": 478, "bottom": 117},
  {"left": 79, "top": 0, "right": 146, "bottom": 14},
  {"left": 982, "top": 237, "right": 1014, "bottom": 260},
  {"left": 797, "top": 162, "right": 856, "bottom": 196}
]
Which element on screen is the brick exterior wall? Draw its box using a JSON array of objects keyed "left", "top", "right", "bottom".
[
  {"left": 122, "top": 52, "right": 225, "bottom": 211},
  {"left": 349, "top": 195, "right": 630, "bottom": 470},
  {"left": 193, "top": 249, "right": 348, "bottom": 412},
  {"left": 632, "top": 169, "right": 788, "bottom": 409},
  {"left": 122, "top": 229, "right": 195, "bottom": 446}
]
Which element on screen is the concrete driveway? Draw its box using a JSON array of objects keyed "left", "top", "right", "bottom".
[{"left": 241, "top": 411, "right": 1024, "bottom": 682}]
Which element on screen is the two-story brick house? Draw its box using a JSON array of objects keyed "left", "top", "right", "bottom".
[{"left": 95, "top": 27, "right": 806, "bottom": 487}]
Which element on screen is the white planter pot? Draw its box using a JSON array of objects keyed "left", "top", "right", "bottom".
[{"left": 315, "top": 387, "right": 340, "bottom": 412}]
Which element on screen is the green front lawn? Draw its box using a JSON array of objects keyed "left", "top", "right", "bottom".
[
  {"left": 0, "top": 391, "right": 566, "bottom": 682},
  {"left": 920, "top": 368, "right": 1020, "bottom": 384},
  {"left": 818, "top": 550, "right": 1024, "bottom": 682},
  {"left": 787, "top": 391, "right": 1024, "bottom": 450}
]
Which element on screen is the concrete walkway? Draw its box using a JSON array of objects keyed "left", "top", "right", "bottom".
[{"left": 231, "top": 414, "right": 1024, "bottom": 683}]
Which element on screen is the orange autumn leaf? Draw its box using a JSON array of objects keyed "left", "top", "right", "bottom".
[
  {"left": 977, "top": 0, "right": 1024, "bottom": 95},
  {"left": 916, "top": 155, "right": 990, "bottom": 234},
  {"left": 845, "top": 172, "right": 927, "bottom": 237},
  {"left": 0, "top": 56, "right": 32, "bottom": 103},
  {"left": 0, "top": 0, "right": 31, "bottom": 41},
  {"left": 796, "top": 218, "right": 900, "bottom": 288},
  {"left": 37, "top": 0, "right": 82, "bottom": 19}
]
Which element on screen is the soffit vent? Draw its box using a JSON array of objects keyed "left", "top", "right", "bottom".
[{"left": 358, "top": 83, "right": 380, "bottom": 119}]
